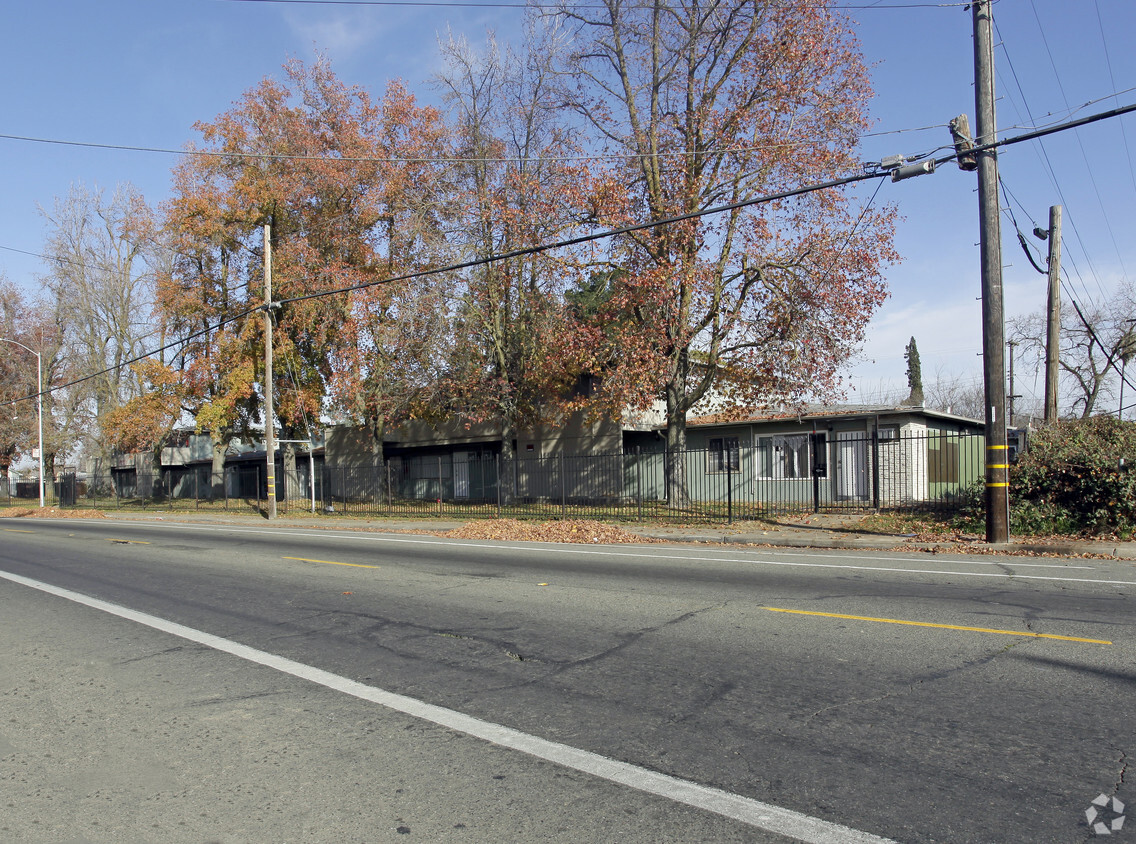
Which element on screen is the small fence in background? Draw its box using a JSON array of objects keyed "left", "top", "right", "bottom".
[{"left": 17, "top": 430, "right": 985, "bottom": 524}]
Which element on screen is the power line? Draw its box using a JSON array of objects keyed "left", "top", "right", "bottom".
[
  {"left": 5, "top": 77, "right": 1136, "bottom": 171},
  {"left": 1026, "top": 1, "right": 1129, "bottom": 295},
  {"left": 0, "top": 163, "right": 887, "bottom": 411},
  {"left": 219, "top": 0, "right": 971, "bottom": 8},
  {"left": 1093, "top": 0, "right": 1136, "bottom": 197},
  {"left": 995, "top": 14, "right": 1104, "bottom": 309},
  {"left": 0, "top": 121, "right": 958, "bottom": 167},
  {"left": 7, "top": 99, "right": 1136, "bottom": 412}
]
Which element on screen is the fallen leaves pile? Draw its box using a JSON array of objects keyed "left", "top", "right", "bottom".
[
  {"left": 0, "top": 507, "right": 107, "bottom": 519},
  {"left": 442, "top": 518, "right": 652, "bottom": 544}
]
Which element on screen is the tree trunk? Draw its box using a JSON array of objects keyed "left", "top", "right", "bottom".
[
  {"left": 282, "top": 441, "right": 298, "bottom": 507},
  {"left": 369, "top": 417, "right": 386, "bottom": 503},
  {"left": 210, "top": 432, "right": 228, "bottom": 500},
  {"left": 500, "top": 416, "right": 516, "bottom": 506},
  {"left": 148, "top": 446, "right": 163, "bottom": 501},
  {"left": 664, "top": 378, "right": 690, "bottom": 508}
]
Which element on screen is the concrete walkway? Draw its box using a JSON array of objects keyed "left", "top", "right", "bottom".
[{"left": 76, "top": 508, "right": 1136, "bottom": 561}]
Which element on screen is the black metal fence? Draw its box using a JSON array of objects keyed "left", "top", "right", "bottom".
[{"left": 16, "top": 430, "right": 985, "bottom": 523}]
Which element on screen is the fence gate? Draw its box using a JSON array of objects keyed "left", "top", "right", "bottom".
[
  {"left": 836, "top": 431, "right": 869, "bottom": 501},
  {"left": 453, "top": 451, "right": 471, "bottom": 499}
]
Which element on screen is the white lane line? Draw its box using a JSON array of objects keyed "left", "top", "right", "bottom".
[
  {"left": 80, "top": 520, "right": 1136, "bottom": 587},
  {"left": 0, "top": 568, "right": 894, "bottom": 844}
]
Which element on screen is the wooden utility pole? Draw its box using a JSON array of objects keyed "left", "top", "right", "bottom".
[
  {"left": 264, "top": 223, "right": 277, "bottom": 520},
  {"left": 1121, "top": 321, "right": 1136, "bottom": 420},
  {"left": 973, "top": 0, "right": 1009, "bottom": 543},
  {"left": 1044, "top": 205, "right": 1063, "bottom": 422}
]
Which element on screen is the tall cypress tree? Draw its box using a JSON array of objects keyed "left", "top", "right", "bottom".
[{"left": 904, "top": 337, "right": 925, "bottom": 406}]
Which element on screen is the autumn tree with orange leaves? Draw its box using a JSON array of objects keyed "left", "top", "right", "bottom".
[
  {"left": 561, "top": 0, "right": 898, "bottom": 502},
  {"left": 0, "top": 278, "right": 71, "bottom": 485},
  {"left": 0, "top": 279, "right": 38, "bottom": 482},
  {"left": 159, "top": 57, "right": 448, "bottom": 495},
  {"left": 102, "top": 360, "right": 190, "bottom": 486}
]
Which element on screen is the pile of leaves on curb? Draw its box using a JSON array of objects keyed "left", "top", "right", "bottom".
[
  {"left": 889, "top": 541, "right": 1120, "bottom": 560},
  {"left": 441, "top": 518, "right": 652, "bottom": 544},
  {"left": 0, "top": 507, "right": 107, "bottom": 519}
]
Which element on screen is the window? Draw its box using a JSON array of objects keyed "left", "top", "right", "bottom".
[
  {"left": 708, "top": 437, "right": 740, "bottom": 472},
  {"left": 167, "top": 431, "right": 192, "bottom": 449},
  {"left": 756, "top": 434, "right": 815, "bottom": 479}
]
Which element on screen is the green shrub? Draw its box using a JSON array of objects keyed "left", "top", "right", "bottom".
[{"left": 1008, "top": 416, "right": 1136, "bottom": 537}]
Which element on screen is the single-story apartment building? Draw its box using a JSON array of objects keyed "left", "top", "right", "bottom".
[{"left": 320, "top": 403, "right": 986, "bottom": 513}]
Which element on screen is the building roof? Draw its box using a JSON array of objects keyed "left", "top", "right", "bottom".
[{"left": 686, "top": 403, "right": 985, "bottom": 429}]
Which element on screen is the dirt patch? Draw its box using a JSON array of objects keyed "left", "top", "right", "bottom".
[
  {"left": 0, "top": 507, "right": 107, "bottom": 519},
  {"left": 439, "top": 518, "right": 654, "bottom": 544}
]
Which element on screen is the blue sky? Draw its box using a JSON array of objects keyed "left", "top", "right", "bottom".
[{"left": 2, "top": 0, "right": 1134, "bottom": 410}]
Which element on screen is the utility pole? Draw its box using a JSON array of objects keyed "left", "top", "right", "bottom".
[
  {"left": 264, "top": 223, "right": 277, "bottom": 520},
  {"left": 973, "top": 0, "right": 1009, "bottom": 543},
  {"left": 1044, "top": 205, "right": 1063, "bottom": 422},
  {"left": 1121, "top": 321, "right": 1136, "bottom": 420}
]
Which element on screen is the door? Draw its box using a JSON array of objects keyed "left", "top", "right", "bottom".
[
  {"left": 453, "top": 451, "right": 471, "bottom": 499},
  {"left": 836, "top": 431, "right": 869, "bottom": 500}
]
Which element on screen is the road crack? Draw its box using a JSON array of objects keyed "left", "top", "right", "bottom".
[
  {"left": 554, "top": 603, "right": 724, "bottom": 671},
  {"left": 1079, "top": 751, "right": 1129, "bottom": 843},
  {"left": 804, "top": 638, "right": 1024, "bottom": 725}
]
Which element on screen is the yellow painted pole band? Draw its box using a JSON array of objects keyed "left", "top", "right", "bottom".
[
  {"left": 986, "top": 464, "right": 1010, "bottom": 469},
  {"left": 986, "top": 444, "right": 1009, "bottom": 450},
  {"left": 986, "top": 482, "right": 1010, "bottom": 487}
]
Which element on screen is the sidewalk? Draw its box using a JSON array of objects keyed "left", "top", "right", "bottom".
[{"left": 83, "top": 508, "right": 1136, "bottom": 561}]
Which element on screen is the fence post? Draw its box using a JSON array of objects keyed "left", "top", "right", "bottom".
[
  {"left": 812, "top": 462, "right": 821, "bottom": 514},
  {"left": 727, "top": 459, "right": 733, "bottom": 524},
  {"left": 635, "top": 447, "right": 642, "bottom": 521},
  {"left": 871, "top": 428, "right": 881, "bottom": 510}
]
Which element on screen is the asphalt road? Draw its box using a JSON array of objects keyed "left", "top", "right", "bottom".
[{"left": 1, "top": 518, "right": 1133, "bottom": 843}]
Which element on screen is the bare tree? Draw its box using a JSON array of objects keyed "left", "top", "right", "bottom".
[
  {"left": 433, "top": 25, "right": 592, "bottom": 481},
  {"left": 1008, "top": 282, "right": 1136, "bottom": 418},
  {"left": 39, "top": 183, "right": 162, "bottom": 462},
  {"left": 922, "top": 367, "right": 986, "bottom": 421}
]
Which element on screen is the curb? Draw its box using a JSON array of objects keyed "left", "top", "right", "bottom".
[{"left": 27, "top": 509, "right": 1136, "bottom": 560}]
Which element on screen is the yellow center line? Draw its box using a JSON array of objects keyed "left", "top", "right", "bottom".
[
  {"left": 761, "top": 607, "right": 1112, "bottom": 645},
  {"left": 3, "top": 528, "right": 36, "bottom": 533},
  {"left": 104, "top": 538, "right": 151, "bottom": 545},
  {"left": 283, "top": 556, "right": 379, "bottom": 569}
]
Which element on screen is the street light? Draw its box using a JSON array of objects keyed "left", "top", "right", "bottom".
[{"left": 0, "top": 337, "right": 44, "bottom": 508}]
